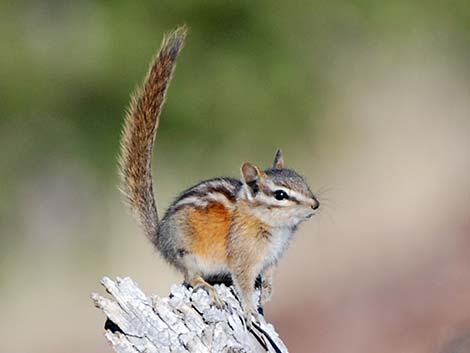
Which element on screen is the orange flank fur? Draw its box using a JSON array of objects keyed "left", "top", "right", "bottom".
[{"left": 188, "top": 203, "right": 232, "bottom": 261}]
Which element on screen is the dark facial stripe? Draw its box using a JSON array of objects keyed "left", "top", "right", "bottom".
[{"left": 290, "top": 196, "right": 301, "bottom": 204}]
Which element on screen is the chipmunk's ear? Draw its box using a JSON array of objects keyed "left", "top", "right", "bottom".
[
  {"left": 273, "top": 149, "right": 284, "bottom": 169},
  {"left": 241, "top": 162, "right": 265, "bottom": 194}
]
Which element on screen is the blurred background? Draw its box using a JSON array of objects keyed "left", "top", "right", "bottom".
[{"left": 1, "top": 1, "right": 469, "bottom": 352}]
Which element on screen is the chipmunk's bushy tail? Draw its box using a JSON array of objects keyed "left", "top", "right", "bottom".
[{"left": 119, "top": 26, "right": 187, "bottom": 240}]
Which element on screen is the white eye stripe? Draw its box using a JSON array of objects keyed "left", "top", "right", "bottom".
[{"left": 266, "top": 182, "right": 290, "bottom": 195}]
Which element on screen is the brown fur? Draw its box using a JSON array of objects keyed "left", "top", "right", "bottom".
[{"left": 119, "top": 26, "right": 187, "bottom": 239}]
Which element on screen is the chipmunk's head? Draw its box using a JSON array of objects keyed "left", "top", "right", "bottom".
[{"left": 240, "top": 149, "right": 319, "bottom": 228}]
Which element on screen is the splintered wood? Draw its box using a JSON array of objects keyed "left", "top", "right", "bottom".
[{"left": 92, "top": 277, "right": 288, "bottom": 353}]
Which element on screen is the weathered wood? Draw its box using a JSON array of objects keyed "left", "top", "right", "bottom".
[{"left": 92, "top": 277, "right": 288, "bottom": 353}]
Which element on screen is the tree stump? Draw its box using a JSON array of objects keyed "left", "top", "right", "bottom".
[{"left": 92, "top": 276, "right": 289, "bottom": 353}]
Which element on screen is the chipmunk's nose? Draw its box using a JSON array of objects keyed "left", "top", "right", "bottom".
[{"left": 311, "top": 198, "right": 320, "bottom": 210}]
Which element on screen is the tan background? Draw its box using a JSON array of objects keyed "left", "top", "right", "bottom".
[{"left": 0, "top": 1, "right": 469, "bottom": 352}]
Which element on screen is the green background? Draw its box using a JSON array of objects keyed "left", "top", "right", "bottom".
[{"left": 1, "top": 1, "right": 469, "bottom": 352}]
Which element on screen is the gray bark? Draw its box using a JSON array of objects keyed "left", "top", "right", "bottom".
[{"left": 92, "top": 277, "right": 289, "bottom": 353}]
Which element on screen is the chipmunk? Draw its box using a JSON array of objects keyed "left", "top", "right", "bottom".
[{"left": 119, "top": 25, "right": 319, "bottom": 326}]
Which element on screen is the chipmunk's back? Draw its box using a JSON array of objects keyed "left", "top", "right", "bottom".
[{"left": 155, "top": 177, "right": 242, "bottom": 274}]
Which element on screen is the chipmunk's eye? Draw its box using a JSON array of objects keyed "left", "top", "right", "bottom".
[{"left": 274, "top": 190, "right": 289, "bottom": 201}]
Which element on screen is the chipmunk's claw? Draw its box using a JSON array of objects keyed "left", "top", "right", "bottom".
[{"left": 242, "top": 309, "right": 262, "bottom": 331}]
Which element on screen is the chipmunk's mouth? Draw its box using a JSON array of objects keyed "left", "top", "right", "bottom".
[{"left": 306, "top": 211, "right": 316, "bottom": 218}]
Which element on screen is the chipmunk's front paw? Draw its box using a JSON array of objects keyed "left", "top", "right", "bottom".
[
  {"left": 204, "top": 287, "right": 225, "bottom": 309},
  {"left": 192, "top": 281, "right": 225, "bottom": 309},
  {"left": 209, "top": 290, "right": 225, "bottom": 309}
]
